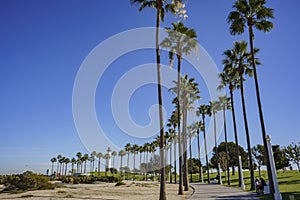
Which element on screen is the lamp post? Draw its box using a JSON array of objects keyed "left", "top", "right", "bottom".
[{"left": 266, "top": 135, "right": 282, "bottom": 200}]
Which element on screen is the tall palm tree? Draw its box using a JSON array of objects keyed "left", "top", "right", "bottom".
[
  {"left": 57, "top": 154, "right": 62, "bottom": 176},
  {"left": 209, "top": 100, "right": 222, "bottom": 184},
  {"left": 132, "top": 144, "right": 139, "bottom": 177},
  {"left": 223, "top": 41, "right": 256, "bottom": 190},
  {"left": 125, "top": 143, "right": 131, "bottom": 178},
  {"left": 187, "top": 123, "right": 197, "bottom": 183},
  {"left": 130, "top": 1, "right": 178, "bottom": 198},
  {"left": 91, "top": 151, "right": 97, "bottom": 173},
  {"left": 170, "top": 74, "right": 200, "bottom": 191},
  {"left": 83, "top": 153, "right": 89, "bottom": 174},
  {"left": 228, "top": 0, "right": 274, "bottom": 193},
  {"left": 162, "top": 21, "right": 198, "bottom": 195},
  {"left": 218, "top": 95, "right": 231, "bottom": 185},
  {"left": 50, "top": 157, "right": 57, "bottom": 175},
  {"left": 76, "top": 152, "right": 82, "bottom": 173},
  {"left": 195, "top": 121, "right": 204, "bottom": 182},
  {"left": 167, "top": 112, "right": 178, "bottom": 184},
  {"left": 167, "top": 127, "right": 176, "bottom": 183},
  {"left": 218, "top": 68, "right": 242, "bottom": 187},
  {"left": 197, "top": 104, "right": 211, "bottom": 183},
  {"left": 71, "top": 157, "right": 76, "bottom": 175},
  {"left": 64, "top": 158, "right": 70, "bottom": 175},
  {"left": 96, "top": 152, "right": 103, "bottom": 176},
  {"left": 112, "top": 151, "right": 117, "bottom": 176},
  {"left": 138, "top": 146, "right": 145, "bottom": 181},
  {"left": 119, "top": 150, "right": 126, "bottom": 177}
]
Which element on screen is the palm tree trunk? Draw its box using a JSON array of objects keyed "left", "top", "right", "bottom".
[
  {"left": 127, "top": 153, "right": 130, "bottom": 179},
  {"left": 223, "top": 107, "right": 230, "bottom": 185},
  {"left": 197, "top": 129, "right": 202, "bottom": 182},
  {"left": 189, "top": 133, "right": 193, "bottom": 183},
  {"left": 203, "top": 114, "right": 210, "bottom": 183},
  {"left": 183, "top": 102, "right": 189, "bottom": 191},
  {"left": 177, "top": 58, "right": 183, "bottom": 195},
  {"left": 155, "top": 2, "right": 166, "bottom": 199},
  {"left": 213, "top": 113, "right": 220, "bottom": 183},
  {"left": 133, "top": 153, "right": 136, "bottom": 178},
  {"left": 229, "top": 88, "right": 242, "bottom": 187},
  {"left": 146, "top": 151, "right": 149, "bottom": 181},
  {"left": 174, "top": 140, "right": 177, "bottom": 184},
  {"left": 98, "top": 160, "right": 101, "bottom": 176},
  {"left": 170, "top": 142, "right": 172, "bottom": 183},
  {"left": 248, "top": 25, "right": 274, "bottom": 194},
  {"left": 239, "top": 76, "right": 255, "bottom": 190}
]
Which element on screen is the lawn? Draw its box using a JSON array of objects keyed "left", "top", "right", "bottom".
[{"left": 190, "top": 170, "right": 300, "bottom": 200}]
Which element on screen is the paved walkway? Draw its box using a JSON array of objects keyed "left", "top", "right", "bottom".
[{"left": 189, "top": 183, "right": 259, "bottom": 200}]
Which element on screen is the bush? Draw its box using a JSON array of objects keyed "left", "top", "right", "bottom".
[
  {"left": 60, "top": 175, "right": 122, "bottom": 184},
  {"left": 2, "top": 171, "right": 55, "bottom": 192}
]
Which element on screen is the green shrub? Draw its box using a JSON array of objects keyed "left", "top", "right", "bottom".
[{"left": 2, "top": 171, "right": 55, "bottom": 192}]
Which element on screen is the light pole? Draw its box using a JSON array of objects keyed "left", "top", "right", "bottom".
[{"left": 266, "top": 135, "right": 282, "bottom": 200}]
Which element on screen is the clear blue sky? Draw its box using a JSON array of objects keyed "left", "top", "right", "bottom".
[{"left": 0, "top": 0, "right": 299, "bottom": 174}]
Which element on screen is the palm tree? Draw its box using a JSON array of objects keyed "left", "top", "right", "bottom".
[
  {"left": 91, "top": 151, "right": 97, "bottom": 173},
  {"left": 96, "top": 152, "right": 103, "bottom": 176},
  {"left": 82, "top": 153, "right": 89, "bottom": 174},
  {"left": 167, "top": 112, "right": 178, "bottom": 184},
  {"left": 138, "top": 146, "right": 145, "bottom": 181},
  {"left": 223, "top": 41, "right": 257, "bottom": 190},
  {"left": 209, "top": 100, "right": 222, "bottom": 184},
  {"left": 112, "top": 151, "right": 117, "bottom": 176},
  {"left": 161, "top": 21, "right": 198, "bottom": 195},
  {"left": 130, "top": 1, "right": 179, "bottom": 198},
  {"left": 125, "top": 143, "right": 131, "bottom": 178},
  {"left": 144, "top": 142, "right": 151, "bottom": 181},
  {"left": 132, "top": 144, "right": 139, "bottom": 177},
  {"left": 218, "top": 69, "right": 242, "bottom": 187},
  {"left": 195, "top": 121, "right": 204, "bottom": 182},
  {"left": 76, "top": 152, "right": 82, "bottom": 173},
  {"left": 170, "top": 74, "right": 200, "bottom": 191},
  {"left": 197, "top": 104, "right": 211, "bottom": 183},
  {"left": 64, "top": 158, "right": 70, "bottom": 175},
  {"left": 56, "top": 154, "right": 62, "bottom": 176},
  {"left": 218, "top": 95, "right": 231, "bottom": 185},
  {"left": 71, "top": 157, "right": 76, "bottom": 174},
  {"left": 119, "top": 150, "right": 126, "bottom": 177},
  {"left": 50, "top": 157, "right": 57, "bottom": 175},
  {"left": 228, "top": 0, "right": 274, "bottom": 193},
  {"left": 187, "top": 123, "right": 197, "bottom": 183},
  {"left": 167, "top": 127, "right": 176, "bottom": 183}
]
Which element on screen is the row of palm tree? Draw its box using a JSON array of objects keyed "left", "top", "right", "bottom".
[
  {"left": 130, "top": 0, "right": 275, "bottom": 198},
  {"left": 49, "top": 0, "right": 276, "bottom": 198}
]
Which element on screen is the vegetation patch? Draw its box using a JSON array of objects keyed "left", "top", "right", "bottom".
[{"left": 1, "top": 171, "right": 55, "bottom": 193}]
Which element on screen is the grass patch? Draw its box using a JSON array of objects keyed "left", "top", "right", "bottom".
[
  {"left": 190, "top": 170, "right": 300, "bottom": 200},
  {"left": 57, "top": 190, "right": 67, "bottom": 194}
]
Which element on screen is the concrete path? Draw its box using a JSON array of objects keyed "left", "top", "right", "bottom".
[{"left": 189, "top": 183, "right": 259, "bottom": 200}]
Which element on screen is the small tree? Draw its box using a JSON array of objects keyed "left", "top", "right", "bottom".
[
  {"left": 284, "top": 142, "right": 300, "bottom": 172},
  {"left": 252, "top": 144, "right": 264, "bottom": 177}
]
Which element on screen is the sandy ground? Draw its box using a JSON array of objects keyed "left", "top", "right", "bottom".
[{"left": 0, "top": 181, "right": 193, "bottom": 200}]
